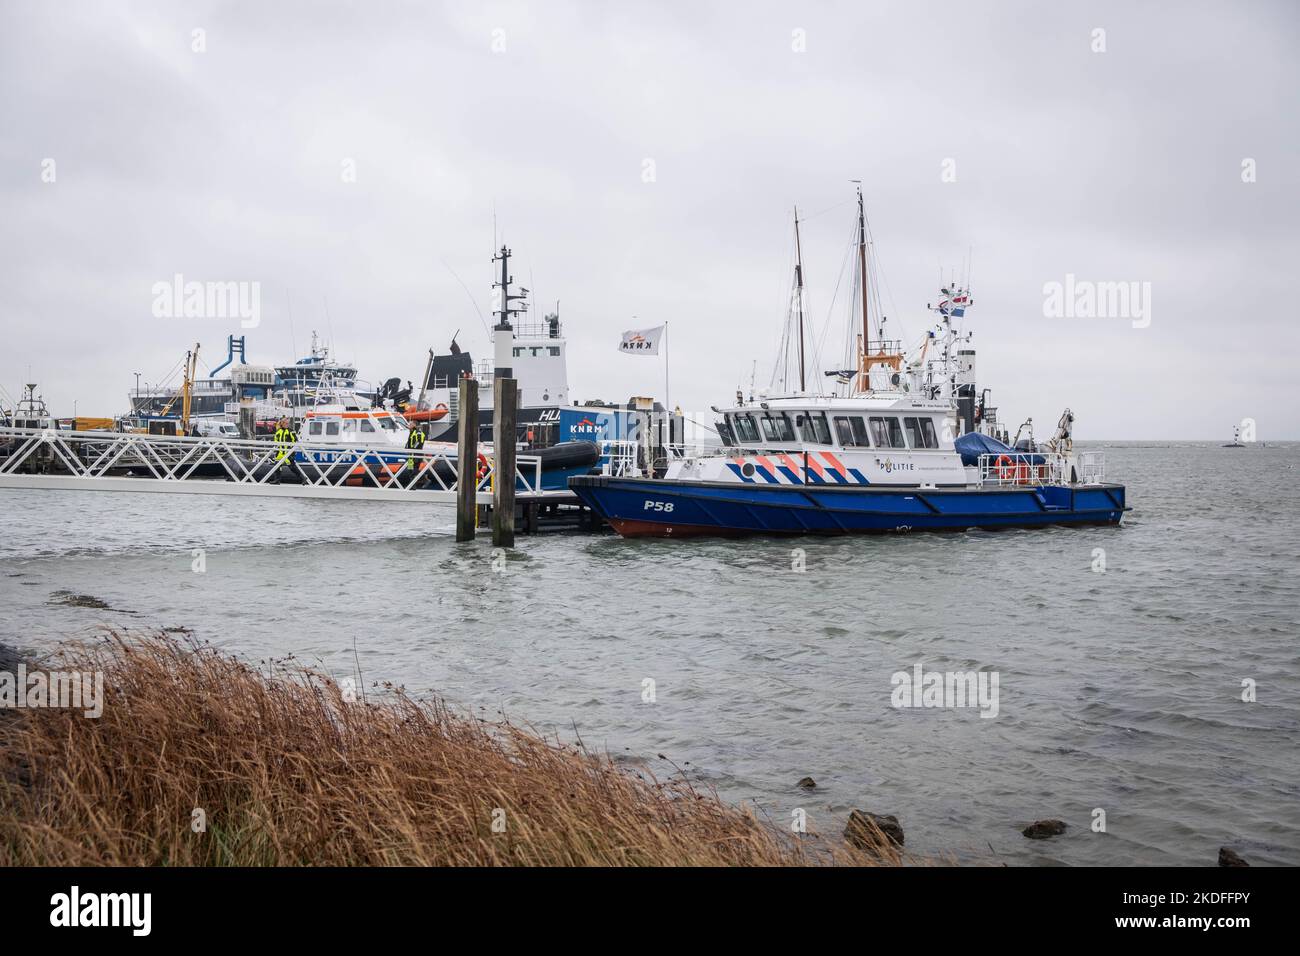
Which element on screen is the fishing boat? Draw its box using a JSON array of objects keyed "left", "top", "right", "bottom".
[
  {"left": 129, "top": 336, "right": 276, "bottom": 420},
  {"left": 569, "top": 187, "right": 1128, "bottom": 537}
]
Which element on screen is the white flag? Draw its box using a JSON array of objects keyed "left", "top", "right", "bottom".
[{"left": 618, "top": 325, "right": 664, "bottom": 355}]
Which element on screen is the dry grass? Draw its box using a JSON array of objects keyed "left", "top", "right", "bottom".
[{"left": 0, "top": 633, "right": 898, "bottom": 866}]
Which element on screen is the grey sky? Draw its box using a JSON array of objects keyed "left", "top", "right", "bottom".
[{"left": 2, "top": 0, "right": 1296, "bottom": 438}]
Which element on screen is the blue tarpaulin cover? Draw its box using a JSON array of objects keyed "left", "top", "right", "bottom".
[{"left": 953, "top": 432, "right": 1046, "bottom": 466}]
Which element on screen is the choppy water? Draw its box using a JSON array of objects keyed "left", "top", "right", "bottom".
[{"left": 2, "top": 442, "right": 1298, "bottom": 865}]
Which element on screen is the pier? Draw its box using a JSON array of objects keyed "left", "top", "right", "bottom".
[{"left": 0, "top": 422, "right": 583, "bottom": 532}]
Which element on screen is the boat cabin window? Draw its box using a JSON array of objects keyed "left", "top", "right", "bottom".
[
  {"left": 833, "top": 416, "right": 870, "bottom": 447},
  {"left": 325, "top": 421, "right": 340, "bottom": 436},
  {"left": 376, "top": 417, "right": 399, "bottom": 431},
  {"left": 359, "top": 420, "right": 375, "bottom": 433},
  {"left": 795, "top": 412, "right": 831, "bottom": 445},
  {"left": 715, "top": 420, "right": 736, "bottom": 446},
  {"left": 869, "top": 416, "right": 906, "bottom": 448},
  {"left": 731, "top": 414, "right": 760, "bottom": 444},
  {"left": 760, "top": 414, "right": 795, "bottom": 443},
  {"left": 307, "top": 421, "right": 323, "bottom": 436},
  {"left": 904, "top": 416, "right": 939, "bottom": 449},
  {"left": 342, "top": 419, "right": 357, "bottom": 433}
]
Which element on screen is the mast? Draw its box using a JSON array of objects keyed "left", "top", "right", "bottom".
[
  {"left": 491, "top": 244, "right": 529, "bottom": 381},
  {"left": 793, "top": 206, "right": 806, "bottom": 393},
  {"left": 181, "top": 342, "right": 199, "bottom": 434},
  {"left": 856, "top": 185, "right": 870, "bottom": 374}
]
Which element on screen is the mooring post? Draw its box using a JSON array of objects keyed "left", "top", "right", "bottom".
[
  {"left": 456, "top": 376, "right": 479, "bottom": 542},
  {"left": 640, "top": 408, "right": 653, "bottom": 477},
  {"left": 492, "top": 377, "right": 517, "bottom": 548}
]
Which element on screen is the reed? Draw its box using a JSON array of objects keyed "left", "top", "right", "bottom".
[{"left": 0, "top": 633, "right": 897, "bottom": 866}]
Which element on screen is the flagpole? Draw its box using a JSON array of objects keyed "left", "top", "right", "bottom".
[{"left": 663, "top": 322, "right": 670, "bottom": 445}]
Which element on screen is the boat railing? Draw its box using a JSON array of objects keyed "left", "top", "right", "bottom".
[
  {"left": 598, "top": 440, "right": 717, "bottom": 478},
  {"left": 509, "top": 318, "right": 562, "bottom": 340},
  {"left": 0, "top": 426, "right": 544, "bottom": 497},
  {"left": 1075, "top": 451, "right": 1106, "bottom": 484},
  {"left": 977, "top": 451, "right": 1106, "bottom": 486},
  {"left": 599, "top": 440, "right": 641, "bottom": 477}
]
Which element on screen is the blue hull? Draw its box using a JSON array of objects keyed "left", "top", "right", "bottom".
[{"left": 568, "top": 476, "right": 1128, "bottom": 537}]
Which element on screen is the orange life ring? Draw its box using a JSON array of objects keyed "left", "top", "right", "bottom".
[{"left": 995, "top": 455, "right": 1015, "bottom": 480}]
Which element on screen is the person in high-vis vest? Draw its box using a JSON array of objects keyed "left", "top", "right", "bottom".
[
  {"left": 274, "top": 419, "right": 297, "bottom": 462},
  {"left": 405, "top": 423, "right": 426, "bottom": 472}
]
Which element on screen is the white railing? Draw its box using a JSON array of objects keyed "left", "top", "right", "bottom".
[
  {"left": 599, "top": 440, "right": 641, "bottom": 477},
  {"left": 596, "top": 440, "right": 715, "bottom": 477},
  {"left": 0, "top": 427, "right": 543, "bottom": 497},
  {"left": 222, "top": 399, "right": 291, "bottom": 419},
  {"left": 977, "top": 451, "right": 1106, "bottom": 486},
  {"left": 1075, "top": 451, "right": 1106, "bottom": 484}
]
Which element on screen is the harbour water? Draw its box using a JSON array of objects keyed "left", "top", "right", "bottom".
[{"left": 2, "top": 442, "right": 1297, "bottom": 865}]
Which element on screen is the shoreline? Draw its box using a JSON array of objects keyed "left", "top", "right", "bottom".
[{"left": 0, "top": 631, "right": 903, "bottom": 867}]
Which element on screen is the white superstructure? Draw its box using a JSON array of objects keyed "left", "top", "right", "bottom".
[{"left": 673, "top": 392, "right": 970, "bottom": 487}]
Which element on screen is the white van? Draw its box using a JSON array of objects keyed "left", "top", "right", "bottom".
[{"left": 194, "top": 419, "right": 241, "bottom": 439}]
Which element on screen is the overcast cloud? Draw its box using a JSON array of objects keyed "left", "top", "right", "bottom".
[{"left": 1, "top": 0, "right": 1296, "bottom": 438}]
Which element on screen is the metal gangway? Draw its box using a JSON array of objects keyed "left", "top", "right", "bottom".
[{"left": 0, "top": 426, "right": 556, "bottom": 504}]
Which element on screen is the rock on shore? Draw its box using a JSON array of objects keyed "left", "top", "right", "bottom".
[
  {"left": 0, "top": 642, "right": 23, "bottom": 673},
  {"left": 845, "top": 810, "right": 904, "bottom": 851}
]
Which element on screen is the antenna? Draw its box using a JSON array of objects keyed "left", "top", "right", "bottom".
[{"left": 442, "top": 258, "right": 491, "bottom": 337}]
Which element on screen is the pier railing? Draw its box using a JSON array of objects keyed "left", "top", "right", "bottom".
[
  {"left": 0, "top": 426, "right": 544, "bottom": 500},
  {"left": 977, "top": 451, "right": 1105, "bottom": 486}
]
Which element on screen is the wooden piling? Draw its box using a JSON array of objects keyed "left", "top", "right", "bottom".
[
  {"left": 492, "top": 377, "right": 517, "bottom": 548},
  {"left": 455, "top": 376, "right": 479, "bottom": 542},
  {"left": 640, "top": 409, "right": 654, "bottom": 477}
]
